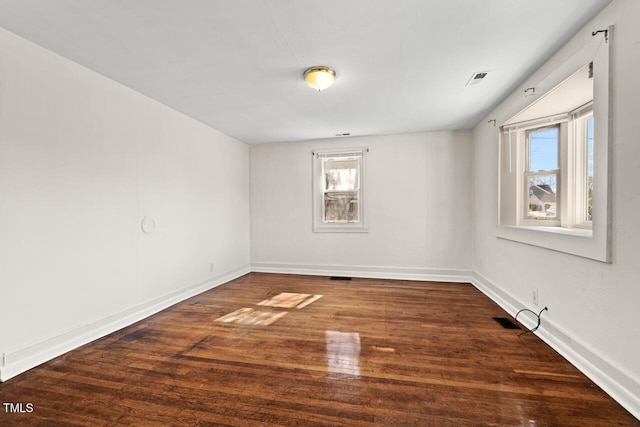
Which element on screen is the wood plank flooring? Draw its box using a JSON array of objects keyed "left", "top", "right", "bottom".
[{"left": 1, "top": 273, "right": 637, "bottom": 426}]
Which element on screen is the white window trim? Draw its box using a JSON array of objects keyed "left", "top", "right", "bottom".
[
  {"left": 312, "top": 147, "right": 369, "bottom": 233},
  {"left": 496, "top": 26, "right": 612, "bottom": 263}
]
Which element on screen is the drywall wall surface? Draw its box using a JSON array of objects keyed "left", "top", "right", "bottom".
[
  {"left": 251, "top": 131, "right": 472, "bottom": 280},
  {"left": 471, "top": 0, "right": 640, "bottom": 418},
  {"left": 0, "top": 27, "right": 250, "bottom": 376}
]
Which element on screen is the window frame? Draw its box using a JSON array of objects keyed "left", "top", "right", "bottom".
[
  {"left": 505, "top": 116, "right": 593, "bottom": 230},
  {"left": 571, "top": 105, "right": 594, "bottom": 228},
  {"left": 312, "top": 147, "right": 368, "bottom": 233},
  {"left": 523, "top": 124, "right": 561, "bottom": 226}
]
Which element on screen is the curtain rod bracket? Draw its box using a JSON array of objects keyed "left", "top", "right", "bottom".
[
  {"left": 592, "top": 29, "right": 608, "bottom": 43},
  {"left": 487, "top": 119, "right": 496, "bottom": 126}
]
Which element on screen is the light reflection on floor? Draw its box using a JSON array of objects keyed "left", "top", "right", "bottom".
[{"left": 326, "top": 331, "right": 361, "bottom": 378}]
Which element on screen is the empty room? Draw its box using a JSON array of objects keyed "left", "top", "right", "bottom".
[{"left": 1, "top": 0, "right": 639, "bottom": 425}]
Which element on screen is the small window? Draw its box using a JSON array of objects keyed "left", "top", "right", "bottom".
[{"left": 313, "top": 148, "right": 367, "bottom": 232}]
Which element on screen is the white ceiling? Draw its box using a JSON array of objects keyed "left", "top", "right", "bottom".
[{"left": 0, "top": 0, "right": 611, "bottom": 144}]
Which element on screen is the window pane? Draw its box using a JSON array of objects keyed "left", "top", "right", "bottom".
[
  {"left": 528, "top": 127, "right": 558, "bottom": 171},
  {"left": 527, "top": 175, "right": 557, "bottom": 219},
  {"left": 586, "top": 117, "right": 594, "bottom": 221},
  {"left": 324, "top": 192, "right": 359, "bottom": 222},
  {"left": 324, "top": 160, "right": 359, "bottom": 191}
]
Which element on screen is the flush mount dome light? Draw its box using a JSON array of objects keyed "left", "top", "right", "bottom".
[{"left": 303, "top": 66, "right": 336, "bottom": 91}]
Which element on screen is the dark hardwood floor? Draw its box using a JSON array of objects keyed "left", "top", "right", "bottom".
[{"left": 1, "top": 273, "right": 637, "bottom": 426}]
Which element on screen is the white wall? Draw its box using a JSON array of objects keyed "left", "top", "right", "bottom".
[
  {"left": 251, "top": 131, "right": 472, "bottom": 280},
  {"left": 0, "top": 28, "right": 250, "bottom": 380},
  {"left": 472, "top": 0, "right": 640, "bottom": 418}
]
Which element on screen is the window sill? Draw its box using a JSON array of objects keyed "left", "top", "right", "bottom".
[
  {"left": 496, "top": 224, "right": 607, "bottom": 262},
  {"left": 510, "top": 225, "right": 592, "bottom": 237},
  {"left": 313, "top": 223, "right": 369, "bottom": 233}
]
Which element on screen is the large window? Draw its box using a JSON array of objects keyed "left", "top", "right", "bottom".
[
  {"left": 496, "top": 25, "right": 611, "bottom": 262},
  {"left": 503, "top": 106, "right": 592, "bottom": 229},
  {"left": 312, "top": 148, "right": 367, "bottom": 232}
]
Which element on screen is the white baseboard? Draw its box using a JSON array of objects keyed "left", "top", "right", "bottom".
[
  {"left": 0, "top": 264, "right": 250, "bottom": 382},
  {"left": 251, "top": 261, "right": 472, "bottom": 283},
  {"left": 471, "top": 271, "right": 640, "bottom": 421}
]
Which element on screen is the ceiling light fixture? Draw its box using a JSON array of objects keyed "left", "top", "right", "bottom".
[{"left": 303, "top": 66, "right": 336, "bottom": 91}]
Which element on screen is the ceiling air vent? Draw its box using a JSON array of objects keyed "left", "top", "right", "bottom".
[{"left": 466, "top": 70, "right": 490, "bottom": 86}]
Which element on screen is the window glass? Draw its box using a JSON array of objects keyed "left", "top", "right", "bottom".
[
  {"left": 528, "top": 127, "right": 558, "bottom": 171},
  {"left": 324, "top": 192, "right": 359, "bottom": 222},
  {"left": 324, "top": 160, "right": 359, "bottom": 191},
  {"left": 586, "top": 116, "right": 594, "bottom": 221},
  {"left": 527, "top": 175, "right": 557, "bottom": 219}
]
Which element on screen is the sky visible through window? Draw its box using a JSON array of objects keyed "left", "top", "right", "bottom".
[
  {"left": 587, "top": 116, "right": 594, "bottom": 221},
  {"left": 587, "top": 117, "right": 594, "bottom": 177},
  {"left": 529, "top": 128, "right": 558, "bottom": 171}
]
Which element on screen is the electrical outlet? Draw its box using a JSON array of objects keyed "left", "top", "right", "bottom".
[
  {"left": 532, "top": 288, "right": 539, "bottom": 306},
  {"left": 209, "top": 263, "right": 215, "bottom": 273}
]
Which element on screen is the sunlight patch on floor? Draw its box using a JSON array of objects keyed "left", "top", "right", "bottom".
[{"left": 257, "top": 292, "right": 323, "bottom": 309}]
